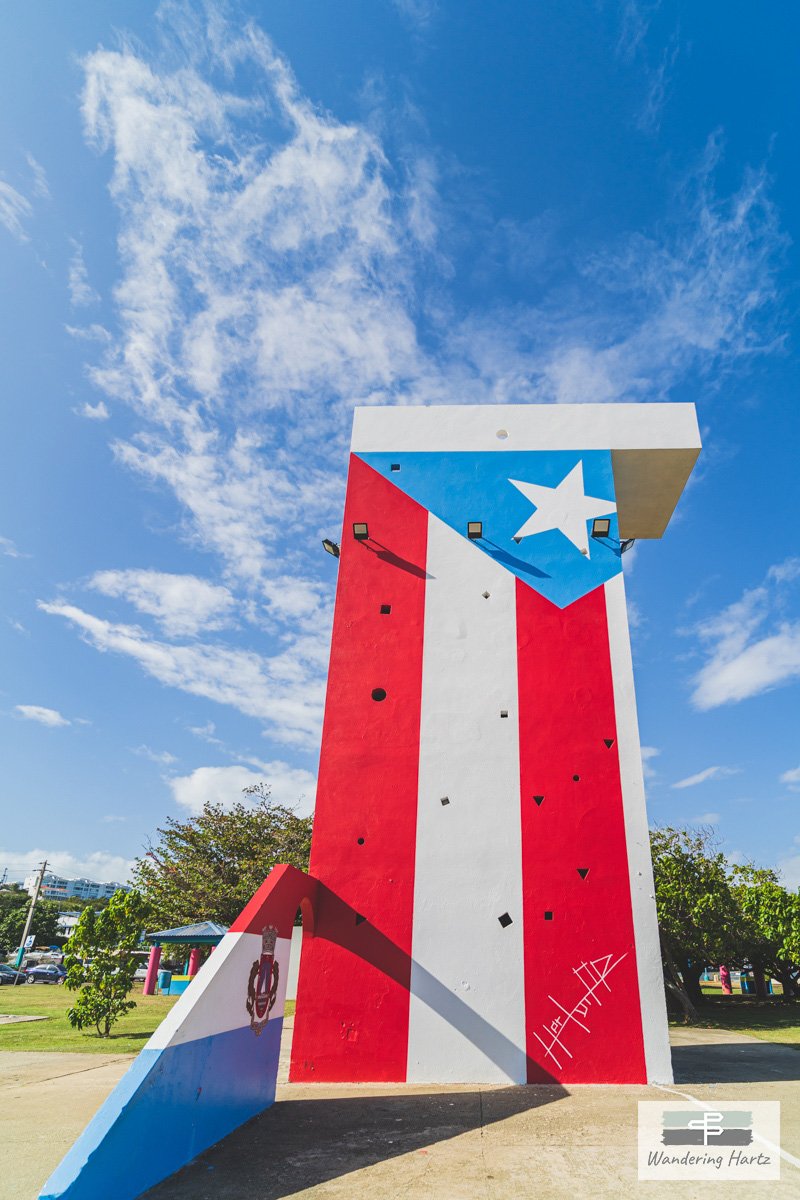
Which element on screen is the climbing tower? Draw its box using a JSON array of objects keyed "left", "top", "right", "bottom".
[{"left": 291, "top": 402, "right": 700, "bottom": 1085}]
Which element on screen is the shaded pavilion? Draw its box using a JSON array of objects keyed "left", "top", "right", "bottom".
[{"left": 142, "top": 921, "right": 228, "bottom": 995}]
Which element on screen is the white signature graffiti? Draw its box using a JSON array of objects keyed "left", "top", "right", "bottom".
[{"left": 530, "top": 952, "right": 628, "bottom": 1071}]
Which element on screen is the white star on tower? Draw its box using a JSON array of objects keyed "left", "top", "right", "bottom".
[{"left": 508, "top": 461, "right": 616, "bottom": 558}]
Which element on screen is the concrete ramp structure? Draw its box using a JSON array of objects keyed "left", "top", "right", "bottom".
[
  {"left": 39, "top": 866, "right": 317, "bottom": 1200},
  {"left": 42, "top": 402, "right": 700, "bottom": 1199}
]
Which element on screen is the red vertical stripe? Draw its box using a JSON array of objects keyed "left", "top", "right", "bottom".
[
  {"left": 517, "top": 580, "right": 647, "bottom": 1083},
  {"left": 290, "top": 456, "right": 427, "bottom": 1082}
]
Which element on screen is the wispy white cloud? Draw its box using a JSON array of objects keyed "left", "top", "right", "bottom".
[
  {"left": 615, "top": 1, "right": 661, "bottom": 63},
  {"left": 168, "top": 761, "right": 316, "bottom": 816},
  {"left": 26, "top": 153, "right": 51, "bottom": 200},
  {"left": 688, "top": 558, "right": 800, "bottom": 709},
  {"left": 641, "top": 745, "right": 660, "bottom": 781},
  {"left": 68, "top": 239, "right": 100, "bottom": 306},
  {"left": 39, "top": 600, "right": 325, "bottom": 748},
  {"left": 613, "top": 2, "right": 677, "bottom": 135},
  {"left": 65, "top": 323, "right": 113, "bottom": 343},
  {"left": 188, "top": 720, "right": 223, "bottom": 745},
  {"left": 74, "top": 400, "right": 110, "bottom": 421},
  {"left": 690, "top": 811, "right": 721, "bottom": 825},
  {"left": 1, "top": 535, "right": 27, "bottom": 558},
  {"left": 392, "top": 0, "right": 439, "bottom": 29},
  {"left": 14, "top": 704, "right": 71, "bottom": 728},
  {"left": 134, "top": 744, "right": 178, "bottom": 765},
  {"left": 89, "top": 568, "right": 235, "bottom": 637},
  {"left": 672, "top": 765, "right": 741, "bottom": 790},
  {"left": 0, "top": 180, "right": 32, "bottom": 241},
  {"left": 636, "top": 33, "right": 679, "bottom": 135},
  {"left": 780, "top": 766, "right": 800, "bottom": 793},
  {"left": 536, "top": 138, "right": 785, "bottom": 405}
]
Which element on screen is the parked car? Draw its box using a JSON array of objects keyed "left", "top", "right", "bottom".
[
  {"left": 24, "top": 963, "right": 67, "bottom": 985},
  {"left": 133, "top": 966, "right": 148, "bottom": 982},
  {"left": 0, "top": 964, "right": 24, "bottom": 985}
]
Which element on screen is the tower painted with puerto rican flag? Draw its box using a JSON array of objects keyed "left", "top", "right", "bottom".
[{"left": 291, "top": 401, "right": 701, "bottom": 1086}]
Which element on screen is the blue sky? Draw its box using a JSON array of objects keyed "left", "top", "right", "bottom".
[{"left": 1, "top": 1, "right": 798, "bottom": 889}]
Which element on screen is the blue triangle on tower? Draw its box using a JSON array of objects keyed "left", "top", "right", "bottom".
[{"left": 356, "top": 450, "right": 622, "bottom": 609}]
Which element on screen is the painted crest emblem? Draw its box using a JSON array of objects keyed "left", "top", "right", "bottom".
[{"left": 246, "top": 925, "right": 279, "bottom": 1036}]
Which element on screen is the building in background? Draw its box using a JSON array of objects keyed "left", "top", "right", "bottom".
[
  {"left": 22, "top": 872, "right": 130, "bottom": 902},
  {"left": 56, "top": 911, "right": 82, "bottom": 938}
]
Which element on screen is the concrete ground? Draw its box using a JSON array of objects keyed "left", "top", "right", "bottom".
[{"left": 2, "top": 1021, "right": 798, "bottom": 1200}]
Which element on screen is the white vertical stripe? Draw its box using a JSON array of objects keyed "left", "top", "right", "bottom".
[
  {"left": 407, "top": 515, "right": 527, "bottom": 1083},
  {"left": 605, "top": 572, "right": 673, "bottom": 1084}
]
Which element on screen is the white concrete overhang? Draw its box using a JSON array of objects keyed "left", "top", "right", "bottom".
[{"left": 351, "top": 402, "right": 701, "bottom": 539}]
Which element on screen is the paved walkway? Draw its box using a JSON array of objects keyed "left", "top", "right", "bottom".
[
  {"left": 2, "top": 1024, "right": 798, "bottom": 1200},
  {"left": 0, "top": 1051, "right": 133, "bottom": 1200}
]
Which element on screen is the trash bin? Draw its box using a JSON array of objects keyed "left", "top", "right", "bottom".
[
  {"left": 157, "top": 969, "right": 172, "bottom": 994},
  {"left": 740, "top": 975, "right": 755, "bottom": 995}
]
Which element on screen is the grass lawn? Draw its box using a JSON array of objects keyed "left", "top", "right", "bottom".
[
  {"left": 0, "top": 985, "right": 297, "bottom": 1054},
  {"left": 0, "top": 983, "right": 179, "bottom": 1053},
  {"left": 670, "top": 997, "right": 800, "bottom": 1046}
]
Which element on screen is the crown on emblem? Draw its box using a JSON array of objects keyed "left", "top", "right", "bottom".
[{"left": 261, "top": 925, "right": 278, "bottom": 955}]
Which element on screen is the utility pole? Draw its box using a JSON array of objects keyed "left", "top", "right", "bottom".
[{"left": 14, "top": 860, "right": 47, "bottom": 984}]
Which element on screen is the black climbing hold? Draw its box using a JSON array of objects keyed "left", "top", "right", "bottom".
[
  {"left": 533, "top": 795, "right": 544, "bottom": 806},
  {"left": 577, "top": 868, "right": 589, "bottom": 880}
]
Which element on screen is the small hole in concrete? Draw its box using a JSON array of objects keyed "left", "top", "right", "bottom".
[
  {"left": 440, "top": 796, "right": 450, "bottom": 806},
  {"left": 380, "top": 604, "right": 392, "bottom": 614},
  {"left": 498, "top": 912, "right": 512, "bottom": 928},
  {"left": 357, "top": 837, "right": 365, "bottom": 845},
  {"left": 372, "top": 688, "right": 387, "bottom": 701},
  {"left": 544, "top": 911, "right": 553, "bottom": 921}
]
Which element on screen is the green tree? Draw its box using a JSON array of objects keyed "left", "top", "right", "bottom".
[
  {"left": 64, "top": 889, "right": 149, "bottom": 1037},
  {"left": 730, "top": 864, "right": 800, "bottom": 1001},
  {"left": 650, "top": 825, "right": 737, "bottom": 1022},
  {"left": 131, "top": 784, "right": 313, "bottom": 930},
  {"left": 0, "top": 889, "right": 62, "bottom": 954}
]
